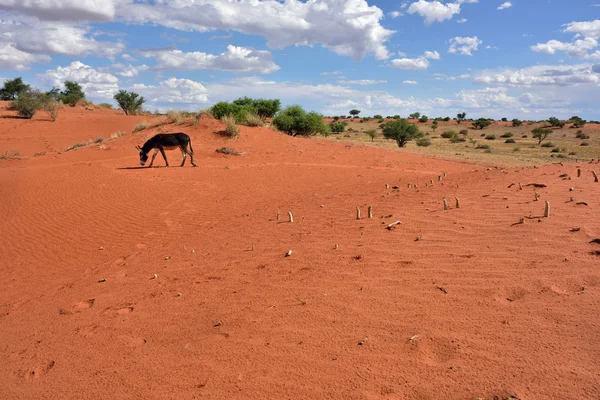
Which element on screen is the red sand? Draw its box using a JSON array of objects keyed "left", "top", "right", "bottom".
[{"left": 1, "top": 104, "right": 599, "bottom": 399}]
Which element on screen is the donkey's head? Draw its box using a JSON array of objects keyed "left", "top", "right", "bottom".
[{"left": 136, "top": 145, "right": 148, "bottom": 166}]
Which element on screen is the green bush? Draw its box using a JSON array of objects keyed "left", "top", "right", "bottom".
[
  {"left": 416, "top": 137, "right": 431, "bottom": 147},
  {"left": 233, "top": 97, "right": 280, "bottom": 118},
  {"left": 381, "top": 119, "right": 422, "bottom": 147},
  {"left": 512, "top": 118, "right": 523, "bottom": 127},
  {"left": 365, "top": 129, "right": 378, "bottom": 142},
  {"left": 114, "top": 90, "right": 145, "bottom": 115},
  {"left": 505, "top": 138, "right": 516, "bottom": 143},
  {"left": 329, "top": 122, "right": 347, "bottom": 133},
  {"left": 450, "top": 136, "right": 466, "bottom": 143},
  {"left": 540, "top": 142, "right": 554, "bottom": 147},
  {"left": 551, "top": 147, "right": 560, "bottom": 153},
  {"left": 476, "top": 144, "right": 490, "bottom": 150},
  {"left": 575, "top": 131, "right": 590, "bottom": 139},
  {"left": 9, "top": 89, "right": 46, "bottom": 119},
  {"left": 580, "top": 141, "right": 590, "bottom": 146},
  {"left": 377, "top": 118, "right": 384, "bottom": 123},
  {"left": 60, "top": 81, "right": 85, "bottom": 106},
  {"left": 393, "top": 115, "right": 400, "bottom": 119},
  {"left": 501, "top": 132, "right": 513, "bottom": 138},
  {"left": 272, "top": 105, "right": 328, "bottom": 136},
  {"left": 485, "top": 134, "right": 496, "bottom": 140},
  {"left": 419, "top": 115, "right": 429, "bottom": 123},
  {"left": 472, "top": 118, "right": 492, "bottom": 129},
  {"left": 373, "top": 115, "right": 383, "bottom": 119},
  {"left": 441, "top": 130, "right": 457, "bottom": 139},
  {"left": 533, "top": 128, "right": 553, "bottom": 145}
]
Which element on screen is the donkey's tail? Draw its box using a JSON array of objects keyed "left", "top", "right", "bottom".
[{"left": 188, "top": 138, "right": 194, "bottom": 155}]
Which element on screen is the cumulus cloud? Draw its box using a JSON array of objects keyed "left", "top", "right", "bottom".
[
  {"left": 497, "top": 2, "right": 512, "bottom": 10},
  {"left": 407, "top": 0, "right": 460, "bottom": 24},
  {"left": 457, "top": 18, "right": 467, "bottom": 23},
  {"left": 563, "top": 20, "right": 600, "bottom": 39},
  {"left": 0, "top": 0, "right": 116, "bottom": 21},
  {"left": 390, "top": 57, "right": 430, "bottom": 69},
  {"left": 132, "top": 78, "right": 210, "bottom": 106},
  {"left": 117, "top": 0, "right": 394, "bottom": 61},
  {"left": 531, "top": 37, "right": 598, "bottom": 58},
  {"left": 139, "top": 45, "right": 280, "bottom": 74},
  {"left": 337, "top": 79, "right": 387, "bottom": 85},
  {"left": 423, "top": 50, "right": 440, "bottom": 59},
  {"left": 0, "top": 43, "right": 50, "bottom": 70},
  {"left": 112, "top": 63, "right": 150, "bottom": 78},
  {"left": 472, "top": 64, "right": 600, "bottom": 86},
  {"left": 448, "top": 36, "right": 482, "bottom": 55},
  {"left": 38, "top": 61, "right": 119, "bottom": 98},
  {"left": 388, "top": 11, "right": 403, "bottom": 18}
]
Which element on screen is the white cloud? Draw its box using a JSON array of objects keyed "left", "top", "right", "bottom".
[
  {"left": 457, "top": 18, "right": 467, "bottom": 23},
  {"left": 0, "top": 43, "right": 50, "bottom": 70},
  {"left": 563, "top": 20, "right": 600, "bottom": 39},
  {"left": 38, "top": 61, "right": 119, "bottom": 98},
  {"left": 121, "top": 54, "right": 136, "bottom": 62},
  {"left": 0, "top": 0, "right": 116, "bottom": 21},
  {"left": 472, "top": 64, "right": 600, "bottom": 86},
  {"left": 390, "top": 57, "right": 430, "bottom": 69},
  {"left": 531, "top": 37, "right": 598, "bottom": 58},
  {"left": 388, "top": 11, "right": 403, "bottom": 18},
  {"left": 423, "top": 50, "right": 440, "bottom": 59},
  {"left": 113, "top": 63, "right": 150, "bottom": 78},
  {"left": 497, "top": 2, "right": 512, "bottom": 10},
  {"left": 140, "top": 45, "right": 280, "bottom": 74},
  {"left": 337, "top": 79, "right": 387, "bottom": 85},
  {"left": 448, "top": 36, "right": 482, "bottom": 55},
  {"left": 407, "top": 0, "right": 461, "bottom": 24},
  {"left": 321, "top": 70, "right": 343, "bottom": 76},
  {"left": 117, "top": 0, "right": 394, "bottom": 61},
  {"left": 403, "top": 80, "right": 418, "bottom": 84},
  {"left": 132, "top": 78, "right": 210, "bottom": 106}
]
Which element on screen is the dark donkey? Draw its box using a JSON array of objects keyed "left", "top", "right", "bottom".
[{"left": 136, "top": 132, "right": 197, "bottom": 167}]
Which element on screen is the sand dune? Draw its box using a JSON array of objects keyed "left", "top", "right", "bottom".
[{"left": 1, "top": 104, "right": 599, "bottom": 399}]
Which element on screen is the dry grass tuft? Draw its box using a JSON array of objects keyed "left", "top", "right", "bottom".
[
  {"left": 222, "top": 115, "right": 239, "bottom": 138},
  {"left": 133, "top": 121, "right": 149, "bottom": 132}
]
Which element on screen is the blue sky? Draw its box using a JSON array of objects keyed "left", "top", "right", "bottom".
[{"left": 1, "top": 0, "right": 599, "bottom": 119}]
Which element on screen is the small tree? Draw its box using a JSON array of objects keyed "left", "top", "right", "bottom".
[
  {"left": 44, "top": 98, "right": 63, "bottom": 121},
  {"left": 512, "top": 118, "right": 523, "bottom": 127},
  {"left": 532, "top": 128, "right": 552, "bottom": 145},
  {"left": 472, "top": 118, "right": 492, "bottom": 129},
  {"left": 431, "top": 120, "right": 438, "bottom": 132},
  {"left": 272, "top": 105, "right": 328, "bottom": 136},
  {"left": 0, "top": 77, "right": 31, "bottom": 100},
  {"left": 419, "top": 115, "right": 429, "bottom": 123},
  {"left": 373, "top": 115, "right": 383, "bottom": 119},
  {"left": 443, "top": 116, "right": 451, "bottom": 122},
  {"left": 548, "top": 117, "right": 560, "bottom": 127},
  {"left": 570, "top": 116, "right": 586, "bottom": 128},
  {"left": 501, "top": 117, "right": 508, "bottom": 122},
  {"left": 60, "top": 81, "right": 85, "bottom": 106},
  {"left": 349, "top": 109, "right": 361, "bottom": 117},
  {"left": 365, "top": 129, "right": 378, "bottom": 142},
  {"left": 114, "top": 90, "right": 146, "bottom": 115},
  {"left": 457, "top": 112, "right": 467, "bottom": 124},
  {"left": 382, "top": 119, "right": 422, "bottom": 147},
  {"left": 409, "top": 112, "right": 421, "bottom": 120}
]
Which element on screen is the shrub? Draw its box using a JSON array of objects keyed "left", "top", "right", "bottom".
[
  {"left": 505, "top": 138, "right": 516, "bottom": 143},
  {"left": 0, "top": 77, "right": 31, "bottom": 100},
  {"left": 272, "top": 105, "right": 328, "bottom": 136},
  {"left": 44, "top": 98, "right": 63, "bottom": 121},
  {"left": 551, "top": 147, "right": 560, "bottom": 153},
  {"left": 416, "top": 137, "right": 432, "bottom": 147},
  {"left": 548, "top": 117, "right": 561, "bottom": 127},
  {"left": 501, "top": 117, "right": 508, "bottom": 122},
  {"left": 450, "top": 136, "right": 466, "bottom": 143},
  {"left": 381, "top": 119, "right": 422, "bottom": 147},
  {"left": 570, "top": 116, "right": 586, "bottom": 128},
  {"left": 133, "top": 121, "right": 149, "bottom": 132},
  {"left": 232, "top": 97, "right": 280, "bottom": 119},
  {"left": 533, "top": 128, "right": 553, "bottom": 145},
  {"left": 60, "top": 81, "right": 85, "bottom": 106},
  {"left": 476, "top": 144, "right": 490, "bottom": 150},
  {"left": 333, "top": 116, "right": 340, "bottom": 121},
  {"left": 113, "top": 90, "right": 145, "bottom": 115},
  {"left": 522, "top": 134, "right": 528, "bottom": 138},
  {"left": 167, "top": 110, "right": 185, "bottom": 124},
  {"left": 329, "top": 122, "right": 347, "bottom": 133},
  {"left": 575, "top": 131, "right": 590, "bottom": 139},
  {"left": 66, "top": 142, "right": 88, "bottom": 152},
  {"left": 98, "top": 103, "right": 113, "bottom": 109},
  {"left": 198, "top": 108, "right": 214, "bottom": 119},
  {"left": 513, "top": 147, "right": 520, "bottom": 152},
  {"left": 222, "top": 115, "right": 239, "bottom": 138},
  {"left": 459, "top": 130, "right": 468, "bottom": 135},
  {"left": 409, "top": 112, "right": 421, "bottom": 120},
  {"left": 441, "top": 130, "right": 457, "bottom": 139},
  {"left": 580, "top": 141, "right": 590, "bottom": 146},
  {"left": 373, "top": 115, "right": 383, "bottom": 119},
  {"left": 365, "top": 129, "right": 378, "bottom": 142},
  {"left": 540, "top": 142, "right": 554, "bottom": 147},
  {"left": 501, "top": 132, "right": 513, "bottom": 138},
  {"left": 378, "top": 118, "right": 384, "bottom": 123},
  {"left": 472, "top": 118, "right": 492, "bottom": 129},
  {"left": 393, "top": 115, "right": 400, "bottom": 119},
  {"left": 245, "top": 113, "right": 265, "bottom": 127},
  {"left": 512, "top": 118, "right": 523, "bottom": 127},
  {"left": 443, "top": 116, "right": 451, "bottom": 122},
  {"left": 9, "top": 89, "right": 45, "bottom": 119},
  {"left": 419, "top": 115, "right": 429, "bottom": 123},
  {"left": 485, "top": 134, "right": 496, "bottom": 140},
  {"left": 95, "top": 137, "right": 105, "bottom": 144}
]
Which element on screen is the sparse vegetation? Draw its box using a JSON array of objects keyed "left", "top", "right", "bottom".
[
  {"left": 272, "top": 105, "right": 328, "bottom": 137},
  {"left": 416, "top": 137, "right": 432, "bottom": 147},
  {"left": 580, "top": 141, "right": 590, "bottom": 146},
  {"left": 485, "top": 134, "right": 497, "bottom": 140},
  {"left": 460, "top": 130, "right": 468, "bottom": 135},
  {"left": 133, "top": 121, "right": 149, "bottom": 132},
  {"left": 94, "top": 137, "right": 105, "bottom": 144},
  {"left": 441, "top": 130, "right": 457, "bottom": 139},
  {"left": 329, "top": 122, "right": 347, "bottom": 133},
  {"left": 365, "top": 129, "right": 378, "bottom": 142},
  {"left": 512, "top": 118, "right": 523, "bottom": 127},
  {"left": 505, "top": 138, "right": 516, "bottom": 143},
  {"left": 541, "top": 142, "right": 554, "bottom": 148},
  {"left": 501, "top": 132, "right": 513, "bottom": 138},
  {"left": 111, "top": 131, "right": 125, "bottom": 139},
  {"left": 9, "top": 89, "right": 45, "bottom": 119},
  {"left": 245, "top": 113, "right": 265, "bottom": 127},
  {"left": 98, "top": 103, "right": 113, "bottom": 109},
  {"left": 222, "top": 115, "right": 240, "bottom": 138},
  {"left": 532, "top": 127, "right": 553, "bottom": 145}
]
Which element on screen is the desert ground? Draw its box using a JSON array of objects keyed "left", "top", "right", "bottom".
[{"left": 1, "top": 103, "right": 599, "bottom": 400}]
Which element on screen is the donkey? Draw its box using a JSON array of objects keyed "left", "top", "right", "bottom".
[{"left": 136, "top": 132, "right": 196, "bottom": 167}]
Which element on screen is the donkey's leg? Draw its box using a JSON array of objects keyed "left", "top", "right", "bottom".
[
  {"left": 159, "top": 146, "right": 169, "bottom": 167},
  {"left": 188, "top": 149, "right": 197, "bottom": 167},
  {"left": 148, "top": 149, "right": 159, "bottom": 167},
  {"left": 179, "top": 146, "right": 187, "bottom": 167}
]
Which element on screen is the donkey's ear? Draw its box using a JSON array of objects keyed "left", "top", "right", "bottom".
[{"left": 135, "top": 145, "right": 141, "bottom": 150}]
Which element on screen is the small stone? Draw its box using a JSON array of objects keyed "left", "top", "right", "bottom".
[
  {"left": 164, "top": 256, "right": 171, "bottom": 260},
  {"left": 99, "top": 247, "right": 104, "bottom": 250},
  {"left": 98, "top": 278, "right": 106, "bottom": 283}
]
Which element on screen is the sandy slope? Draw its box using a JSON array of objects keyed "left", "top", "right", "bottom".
[{"left": 1, "top": 105, "right": 599, "bottom": 399}]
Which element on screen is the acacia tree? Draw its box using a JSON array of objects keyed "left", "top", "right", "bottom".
[
  {"left": 114, "top": 90, "right": 146, "bottom": 115},
  {"left": 349, "top": 109, "right": 361, "bottom": 117},
  {"left": 532, "top": 128, "right": 552, "bottom": 145},
  {"left": 382, "top": 119, "right": 422, "bottom": 147},
  {"left": 457, "top": 112, "right": 467, "bottom": 124},
  {"left": 60, "top": 81, "right": 85, "bottom": 106},
  {"left": 0, "top": 77, "right": 30, "bottom": 100},
  {"left": 409, "top": 112, "right": 421, "bottom": 120}
]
